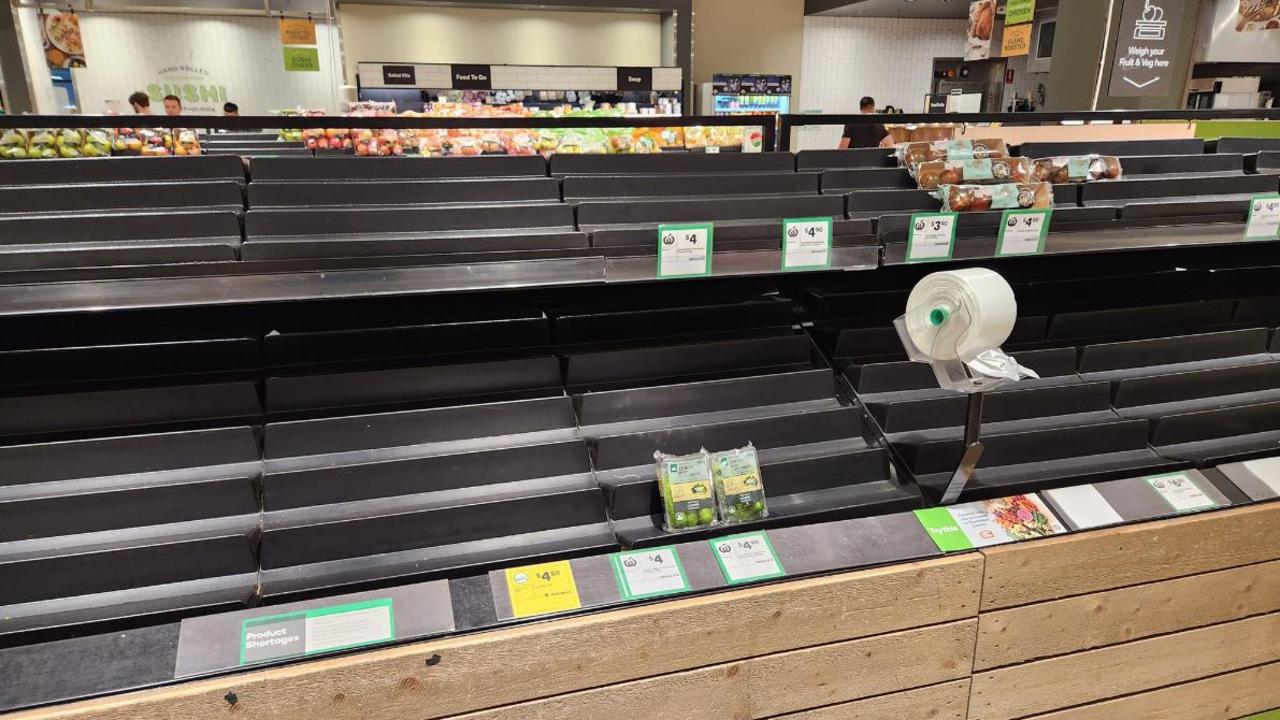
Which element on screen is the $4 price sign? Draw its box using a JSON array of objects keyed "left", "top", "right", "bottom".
[
  {"left": 657, "top": 222, "right": 714, "bottom": 278},
  {"left": 610, "top": 547, "right": 690, "bottom": 600},
  {"left": 710, "top": 532, "right": 785, "bottom": 585},
  {"left": 1245, "top": 194, "right": 1280, "bottom": 241}
]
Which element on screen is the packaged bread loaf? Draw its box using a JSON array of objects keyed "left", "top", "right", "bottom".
[
  {"left": 898, "top": 138, "right": 1008, "bottom": 167},
  {"left": 939, "top": 182, "right": 1052, "bottom": 212},
  {"left": 916, "top": 157, "right": 1032, "bottom": 190},
  {"left": 1031, "top": 155, "right": 1123, "bottom": 183}
]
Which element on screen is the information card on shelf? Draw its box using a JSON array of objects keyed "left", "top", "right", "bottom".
[
  {"left": 1245, "top": 194, "right": 1280, "bottom": 241},
  {"left": 710, "top": 532, "right": 785, "bottom": 585},
  {"left": 610, "top": 546, "right": 690, "bottom": 600},
  {"left": 657, "top": 222, "right": 713, "bottom": 278},
  {"left": 240, "top": 599, "right": 394, "bottom": 666},
  {"left": 1145, "top": 472, "right": 1221, "bottom": 513},
  {"left": 996, "top": 209, "right": 1051, "bottom": 257},
  {"left": 915, "top": 494, "right": 1067, "bottom": 552},
  {"left": 906, "top": 212, "right": 957, "bottom": 263},
  {"left": 505, "top": 560, "right": 582, "bottom": 618},
  {"left": 781, "top": 216, "right": 833, "bottom": 270}
]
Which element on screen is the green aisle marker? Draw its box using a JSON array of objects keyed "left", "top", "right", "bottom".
[
  {"left": 996, "top": 208, "right": 1051, "bottom": 257},
  {"left": 657, "top": 222, "right": 713, "bottom": 278},
  {"left": 906, "top": 212, "right": 958, "bottom": 263},
  {"left": 781, "top": 216, "right": 833, "bottom": 270}
]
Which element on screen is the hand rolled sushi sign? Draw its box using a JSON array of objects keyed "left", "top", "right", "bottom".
[{"left": 1108, "top": 0, "right": 1185, "bottom": 97}]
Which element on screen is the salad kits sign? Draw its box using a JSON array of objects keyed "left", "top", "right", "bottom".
[{"left": 1108, "top": 0, "right": 1185, "bottom": 97}]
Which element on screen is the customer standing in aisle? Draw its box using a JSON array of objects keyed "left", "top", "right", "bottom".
[
  {"left": 163, "top": 95, "right": 182, "bottom": 116},
  {"left": 839, "top": 97, "right": 892, "bottom": 149}
]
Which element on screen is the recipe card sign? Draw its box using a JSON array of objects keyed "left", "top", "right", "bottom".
[
  {"left": 658, "top": 223, "right": 713, "bottom": 278},
  {"left": 782, "top": 216, "right": 833, "bottom": 270},
  {"left": 906, "top": 212, "right": 958, "bottom": 263},
  {"left": 996, "top": 208, "right": 1051, "bottom": 256},
  {"left": 711, "top": 532, "right": 785, "bottom": 585},
  {"left": 1245, "top": 194, "right": 1280, "bottom": 240}
]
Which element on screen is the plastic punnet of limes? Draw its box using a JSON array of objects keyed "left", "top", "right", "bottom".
[
  {"left": 654, "top": 449, "right": 718, "bottom": 532},
  {"left": 0, "top": 129, "right": 29, "bottom": 159},
  {"left": 710, "top": 443, "right": 768, "bottom": 524}
]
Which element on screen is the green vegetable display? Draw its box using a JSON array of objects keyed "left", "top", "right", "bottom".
[
  {"left": 654, "top": 449, "right": 719, "bottom": 532},
  {"left": 710, "top": 443, "right": 768, "bottom": 524}
]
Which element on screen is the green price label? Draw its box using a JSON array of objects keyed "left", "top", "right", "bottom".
[{"left": 610, "top": 546, "right": 691, "bottom": 600}]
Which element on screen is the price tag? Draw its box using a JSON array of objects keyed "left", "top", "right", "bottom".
[
  {"left": 705, "top": 145, "right": 721, "bottom": 154},
  {"left": 996, "top": 209, "right": 1051, "bottom": 256},
  {"left": 657, "top": 222, "right": 713, "bottom": 278},
  {"left": 1145, "top": 473, "right": 1220, "bottom": 513},
  {"left": 906, "top": 212, "right": 957, "bottom": 263},
  {"left": 782, "top": 216, "right": 833, "bottom": 270},
  {"left": 1244, "top": 194, "right": 1280, "bottom": 240},
  {"left": 239, "top": 599, "right": 394, "bottom": 666},
  {"left": 710, "top": 532, "right": 785, "bottom": 585},
  {"left": 610, "top": 546, "right": 690, "bottom": 600},
  {"left": 505, "top": 560, "right": 582, "bottom": 618}
]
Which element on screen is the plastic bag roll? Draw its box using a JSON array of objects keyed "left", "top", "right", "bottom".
[{"left": 904, "top": 268, "right": 1017, "bottom": 362}]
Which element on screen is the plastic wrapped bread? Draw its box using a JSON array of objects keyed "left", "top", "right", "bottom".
[
  {"left": 916, "top": 157, "right": 1033, "bottom": 190},
  {"left": 1031, "top": 155, "right": 1123, "bottom": 183},
  {"left": 939, "top": 182, "right": 1052, "bottom": 212}
]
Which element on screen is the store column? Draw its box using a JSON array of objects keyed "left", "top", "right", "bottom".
[{"left": 0, "top": 2, "right": 32, "bottom": 112}]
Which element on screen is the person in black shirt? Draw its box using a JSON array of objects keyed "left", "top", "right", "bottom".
[{"left": 839, "top": 96, "right": 892, "bottom": 149}]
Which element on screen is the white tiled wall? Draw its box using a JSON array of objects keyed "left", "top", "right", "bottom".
[{"left": 797, "top": 15, "right": 967, "bottom": 150}]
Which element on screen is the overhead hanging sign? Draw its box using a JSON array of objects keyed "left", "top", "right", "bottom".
[
  {"left": 40, "top": 10, "right": 86, "bottom": 69},
  {"left": 965, "top": 0, "right": 996, "bottom": 60},
  {"left": 1001, "top": 23, "right": 1032, "bottom": 56},
  {"left": 283, "top": 47, "right": 321, "bottom": 73},
  {"left": 451, "top": 64, "right": 492, "bottom": 90},
  {"left": 1108, "top": 0, "right": 1185, "bottom": 97},
  {"left": 278, "top": 18, "right": 316, "bottom": 46},
  {"left": 616, "top": 67, "right": 653, "bottom": 91},
  {"left": 1004, "top": 0, "right": 1036, "bottom": 25}
]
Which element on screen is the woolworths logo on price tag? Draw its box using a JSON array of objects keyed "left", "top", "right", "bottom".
[
  {"left": 1244, "top": 194, "right": 1280, "bottom": 240},
  {"left": 906, "top": 212, "right": 957, "bottom": 263},
  {"left": 711, "top": 532, "right": 785, "bottom": 585},
  {"left": 657, "top": 222, "right": 713, "bottom": 278},
  {"left": 505, "top": 560, "right": 582, "bottom": 618},
  {"left": 611, "top": 546, "right": 690, "bottom": 600},
  {"left": 239, "top": 599, "right": 394, "bottom": 666},
  {"left": 782, "top": 216, "right": 833, "bottom": 270}
]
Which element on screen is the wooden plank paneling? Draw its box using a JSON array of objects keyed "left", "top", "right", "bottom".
[
  {"left": 1024, "top": 661, "right": 1280, "bottom": 720},
  {"left": 768, "top": 680, "right": 970, "bottom": 720},
  {"left": 968, "top": 612, "right": 1280, "bottom": 720},
  {"left": 444, "top": 620, "right": 976, "bottom": 720},
  {"left": 8, "top": 556, "right": 982, "bottom": 720},
  {"left": 980, "top": 503, "right": 1280, "bottom": 611},
  {"left": 975, "top": 559, "right": 1280, "bottom": 670}
]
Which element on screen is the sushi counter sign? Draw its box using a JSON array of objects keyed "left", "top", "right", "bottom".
[
  {"left": 1108, "top": 0, "right": 1185, "bottom": 97},
  {"left": 147, "top": 66, "right": 228, "bottom": 115}
]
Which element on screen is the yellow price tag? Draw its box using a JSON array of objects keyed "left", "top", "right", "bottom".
[{"left": 504, "top": 560, "right": 582, "bottom": 618}]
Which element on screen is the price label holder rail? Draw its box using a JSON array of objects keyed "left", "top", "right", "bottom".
[
  {"left": 1039, "top": 469, "right": 1240, "bottom": 532},
  {"left": 1215, "top": 455, "right": 1280, "bottom": 502}
]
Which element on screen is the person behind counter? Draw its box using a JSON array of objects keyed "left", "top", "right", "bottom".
[
  {"left": 163, "top": 94, "right": 182, "bottom": 116},
  {"left": 223, "top": 102, "right": 239, "bottom": 117},
  {"left": 839, "top": 96, "right": 893, "bottom": 149},
  {"left": 128, "top": 91, "right": 151, "bottom": 115}
]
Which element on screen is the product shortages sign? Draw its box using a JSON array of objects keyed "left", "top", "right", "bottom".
[{"left": 1109, "top": 0, "right": 1184, "bottom": 97}]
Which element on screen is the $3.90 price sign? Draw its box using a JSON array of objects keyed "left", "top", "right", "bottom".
[
  {"left": 905, "top": 212, "right": 958, "bottom": 263},
  {"left": 657, "top": 222, "right": 714, "bottom": 278},
  {"left": 782, "top": 216, "right": 833, "bottom": 270},
  {"left": 1245, "top": 194, "right": 1280, "bottom": 241},
  {"left": 504, "top": 560, "right": 582, "bottom": 619},
  {"left": 996, "top": 209, "right": 1051, "bottom": 257},
  {"left": 610, "top": 546, "right": 690, "bottom": 600},
  {"left": 710, "top": 532, "right": 786, "bottom": 585}
]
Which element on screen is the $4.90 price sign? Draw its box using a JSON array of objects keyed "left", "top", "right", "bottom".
[
  {"left": 1245, "top": 194, "right": 1280, "bottom": 241},
  {"left": 906, "top": 212, "right": 958, "bottom": 263},
  {"left": 782, "top": 216, "right": 833, "bottom": 270},
  {"left": 657, "top": 222, "right": 714, "bottom": 278},
  {"left": 504, "top": 560, "right": 582, "bottom": 619},
  {"left": 610, "top": 546, "right": 690, "bottom": 600},
  {"left": 996, "top": 208, "right": 1051, "bottom": 257},
  {"left": 710, "top": 532, "right": 785, "bottom": 585}
]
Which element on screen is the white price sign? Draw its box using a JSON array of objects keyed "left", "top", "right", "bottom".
[
  {"left": 1244, "top": 194, "right": 1280, "bottom": 240},
  {"left": 782, "top": 217, "right": 833, "bottom": 270},
  {"left": 657, "top": 223, "right": 713, "bottom": 278},
  {"left": 611, "top": 547, "right": 689, "bottom": 600},
  {"left": 1146, "top": 473, "right": 1219, "bottom": 513},
  {"left": 997, "top": 209, "right": 1051, "bottom": 256},
  {"left": 906, "top": 212, "right": 957, "bottom": 263},
  {"left": 710, "top": 532, "right": 785, "bottom": 585}
]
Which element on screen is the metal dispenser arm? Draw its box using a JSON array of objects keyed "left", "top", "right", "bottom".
[{"left": 940, "top": 392, "right": 985, "bottom": 505}]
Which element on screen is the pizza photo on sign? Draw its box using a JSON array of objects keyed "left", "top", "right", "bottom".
[
  {"left": 1235, "top": 0, "right": 1280, "bottom": 30},
  {"left": 41, "top": 10, "right": 86, "bottom": 68}
]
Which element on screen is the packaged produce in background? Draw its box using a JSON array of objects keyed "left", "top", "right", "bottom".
[
  {"left": 655, "top": 449, "right": 719, "bottom": 532},
  {"left": 53, "top": 128, "right": 85, "bottom": 158},
  {"left": 27, "top": 128, "right": 58, "bottom": 159},
  {"left": 272, "top": 108, "right": 323, "bottom": 142},
  {"left": 303, "top": 128, "right": 351, "bottom": 151},
  {"left": 83, "top": 129, "right": 112, "bottom": 157},
  {"left": 174, "top": 129, "right": 202, "bottom": 156},
  {"left": 353, "top": 128, "right": 402, "bottom": 156},
  {"left": 604, "top": 127, "right": 633, "bottom": 154},
  {"left": 112, "top": 127, "right": 143, "bottom": 155},
  {"left": 1031, "top": 155, "right": 1123, "bottom": 183},
  {"left": 0, "top": 129, "right": 29, "bottom": 159},
  {"left": 706, "top": 125, "right": 745, "bottom": 150},
  {"left": 632, "top": 127, "right": 683, "bottom": 153},
  {"left": 710, "top": 443, "right": 768, "bottom": 524},
  {"left": 897, "top": 138, "right": 1008, "bottom": 167},
  {"left": 504, "top": 131, "right": 539, "bottom": 156},
  {"left": 535, "top": 129, "right": 562, "bottom": 155},
  {"left": 916, "top": 157, "right": 1032, "bottom": 190},
  {"left": 138, "top": 128, "right": 174, "bottom": 157},
  {"left": 939, "top": 182, "right": 1053, "bottom": 212}
]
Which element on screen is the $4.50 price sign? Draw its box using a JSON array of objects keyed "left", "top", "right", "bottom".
[
  {"left": 657, "top": 222, "right": 714, "bottom": 278},
  {"left": 906, "top": 212, "right": 957, "bottom": 263},
  {"left": 610, "top": 546, "right": 690, "bottom": 600},
  {"left": 1245, "top": 194, "right": 1280, "bottom": 241},
  {"left": 504, "top": 560, "right": 582, "bottom": 619},
  {"left": 710, "top": 532, "right": 786, "bottom": 585},
  {"left": 996, "top": 208, "right": 1051, "bottom": 256},
  {"left": 782, "top": 216, "right": 833, "bottom": 270}
]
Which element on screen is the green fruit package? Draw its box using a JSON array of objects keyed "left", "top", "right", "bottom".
[
  {"left": 28, "top": 129, "right": 58, "bottom": 159},
  {"left": 54, "top": 128, "right": 84, "bottom": 158},
  {"left": 655, "top": 449, "right": 718, "bottom": 532},
  {"left": 0, "top": 129, "right": 28, "bottom": 160},
  {"left": 83, "top": 129, "right": 112, "bottom": 157},
  {"left": 710, "top": 443, "right": 768, "bottom": 524}
]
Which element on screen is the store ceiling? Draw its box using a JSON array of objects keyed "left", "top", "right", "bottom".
[{"left": 805, "top": 0, "right": 969, "bottom": 19}]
